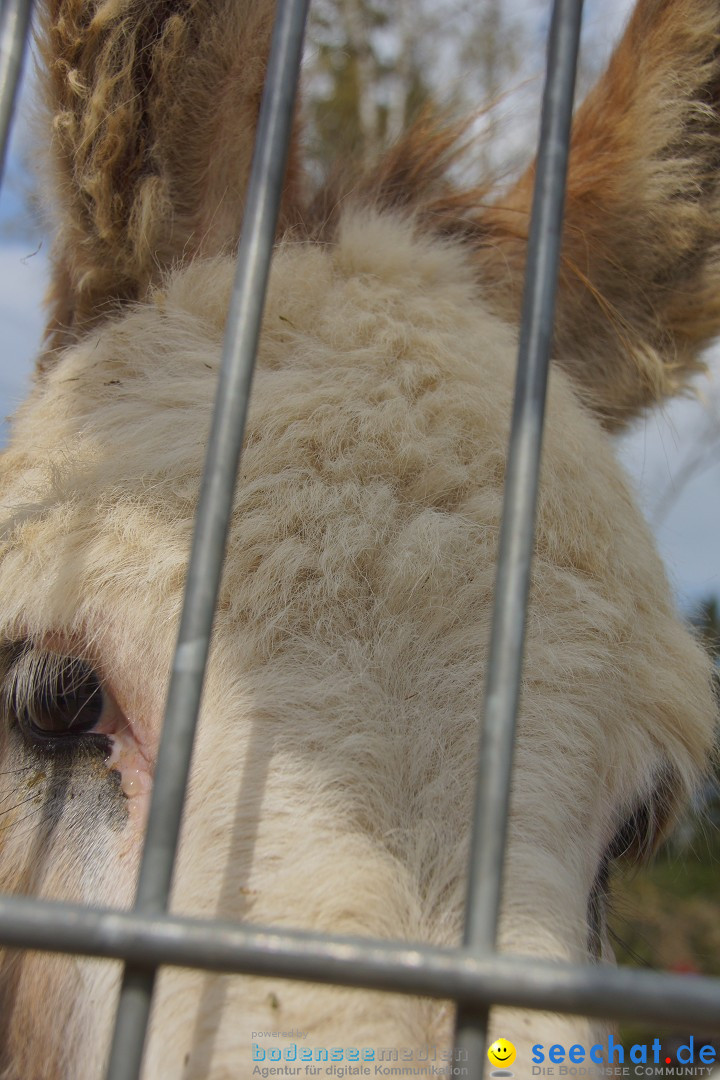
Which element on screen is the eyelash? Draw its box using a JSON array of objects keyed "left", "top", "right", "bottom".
[{"left": 1, "top": 643, "right": 110, "bottom": 756}]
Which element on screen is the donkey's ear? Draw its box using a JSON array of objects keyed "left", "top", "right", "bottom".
[
  {"left": 38, "top": 0, "right": 302, "bottom": 366},
  {"left": 479, "top": 0, "right": 720, "bottom": 430}
]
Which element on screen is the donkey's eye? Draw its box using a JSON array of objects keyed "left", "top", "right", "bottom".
[
  {"left": 2, "top": 644, "right": 109, "bottom": 750},
  {"left": 21, "top": 661, "right": 103, "bottom": 739}
]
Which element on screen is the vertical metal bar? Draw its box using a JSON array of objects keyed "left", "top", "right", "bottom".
[
  {"left": 453, "top": 1, "right": 584, "bottom": 1077},
  {"left": 104, "top": 2, "right": 310, "bottom": 1077},
  {"left": 0, "top": 0, "right": 33, "bottom": 187}
]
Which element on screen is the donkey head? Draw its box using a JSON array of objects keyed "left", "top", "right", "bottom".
[{"left": 0, "top": 1, "right": 717, "bottom": 1076}]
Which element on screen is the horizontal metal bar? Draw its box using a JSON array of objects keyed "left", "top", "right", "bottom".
[
  {"left": 0, "top": 0, "right": 34, "bottom": 186},
  {"left": 105, "top": 2, "right": 310, "bottom": 1078},
  {"left": 0, "top": 895, "right": 718, "bottom": 1033}
]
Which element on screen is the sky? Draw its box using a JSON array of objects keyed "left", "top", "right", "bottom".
[{"left": 1, "top": 0, "right": 719, "bottom": 613}]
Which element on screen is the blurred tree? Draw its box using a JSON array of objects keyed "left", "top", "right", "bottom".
[
  {"left": 302, "top": 0, "right": 527, "bottom": 183},
  {"left": 304, "top": 0, "right": 418, "bottom": 172}
]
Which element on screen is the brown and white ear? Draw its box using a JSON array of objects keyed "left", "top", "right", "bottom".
[
  {"left": 479, "top": 0, "right": 720, "bottom": 430},
  {"left": 38, "top": 0, "right": 302, "bottom": 366}
]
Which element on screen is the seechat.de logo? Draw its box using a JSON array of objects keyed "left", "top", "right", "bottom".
[{"left": 532, "top": 1035, "right": 717, "bottom": 1069}]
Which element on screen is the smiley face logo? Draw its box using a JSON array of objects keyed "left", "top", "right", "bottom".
[{"left": 487, "top": 1039, "right": 516, "bottom": 1069}]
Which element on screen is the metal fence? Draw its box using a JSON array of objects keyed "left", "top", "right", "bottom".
[{"left": 0, "top": 1, "right": 719, "bottom": 1079}]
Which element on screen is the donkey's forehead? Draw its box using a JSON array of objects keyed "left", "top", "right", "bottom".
[
  {"left": 0, "top": 219, "right": 714, "bottom": 790},
  {"left": 0, "top": 224, "right": 506, "bottom": 631},
  {"left": 0, "top": 220, "right": 683, "bottom": 637},
  {"left": 0, "top": 218, "right": 684, "bottom": 594},
  {"left": 3, "top": 219, "right": 514, "bottom": 497}
]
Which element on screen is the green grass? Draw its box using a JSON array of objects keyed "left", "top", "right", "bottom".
[
  {"left": 608, "top": 816, "right": 720, "bottom": 1073},
  {"left": 610, "top": 825, "right": 720, "bottom": 976}
]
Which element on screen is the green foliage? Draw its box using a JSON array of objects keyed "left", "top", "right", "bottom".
[
  {"left": 610, "top": 830, "right": 720, "bottom": 977},
  {"left": 611, "top": 831, "right": 720, "bottom": 1068},
  {"left": 611, "top": 594, "right": 720, "bottom": 1065}
]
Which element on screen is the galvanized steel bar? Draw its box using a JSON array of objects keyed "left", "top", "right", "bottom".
[
  {"left": 454, "top": 0, "right": 584, "bottom": 1076},
  {"left": 0, "top": 0, "right": 33, "bottom": 186},
  {"left": 104, "top": 2, "right": 310, "bottom": 1077},
  {"left": 0, "top": 894, "right": 719, "bottom": 1033}
]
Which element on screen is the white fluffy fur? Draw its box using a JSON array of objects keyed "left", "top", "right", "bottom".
[{"left": 0, "top": 207, "right": 715, "bottom": 1076}]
